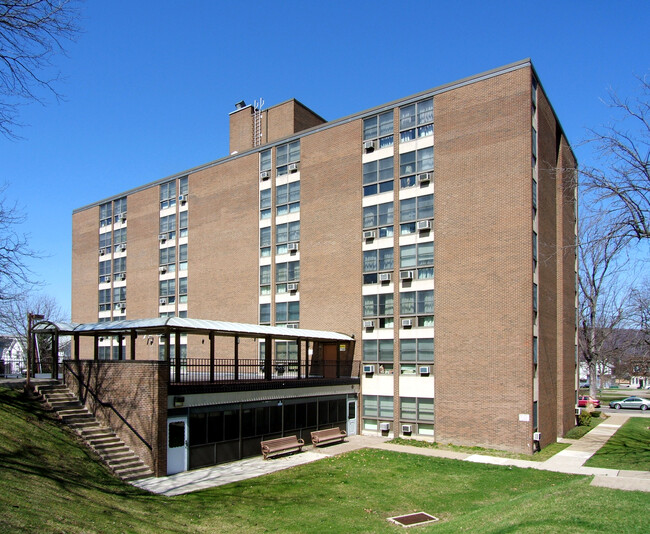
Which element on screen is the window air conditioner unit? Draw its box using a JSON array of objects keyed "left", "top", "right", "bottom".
[
  {"left": 288, "top": 163, "right": 299, "bottom": 172},
  {"left": 363, "top": 140, "right": 376, "bottom": 152},
  {"left": 119, "top": 244, "right": 126, "bottom": 252},
  {"left": 575, "top": 407, "right": 581, "bottom": 416},
  {"left": 287, "top": 282, "right": 299, "bottom": 292},
  {"left": 363, "top": 364, "right": 375, "bottom": 374},
  {"left": 159, "top": 266, "right": 167, "bottom": 274},
  {"left": 118, "top": 273, "right": 126, "bottom": 281},
  {"left": 286, "top": 323, "right": 298, "bottom": 329},
  {"left": 99, "top": 248, "right": 106, "bottom": 256},
  {"left": 159, "top": 298, "right": 168, "bottom": 305},
  {"left": 101, "top": 275, "right": 110, "bottom": 284},
  {"left": 260, "top": 171, "right": 270, "bottom": 180},
  {"left": 402, "top": 318, "right": 413, "bottom": 328},
  {"left": 363, "top": 320, "right": 375, "bottom": 329},
  {"left": 287, "top": 242, "right": 299, "bottom": 252},
  {"left": 120, "top": 213, "right": 127, "bottom": 223},
  {"left": 533, "top": 431, "right": 541, "bottom": 442},
  {"left": 402, "top": 424, "right": 413, "bottom": 434},
  {"left": 379, "top": 272, "right": 391, "bottom": 282},
  {"left": 178, "top": 194, "right": 187, "bottom": 204},
  {"left": 417, "top": 172, "right": 431, "bottom": 184},
  {"left": 419, "top": 366, "right": 430, "bottom": 375},
  {"left": 417, "top": 219, "right": 432, "bottom": 231},
  {"left": 379, "top": 422, "right": 390, "bottom": 432},
  {"left": 159, "top": 233, "right": 167, "bottom": 242},
  {"left": 400, "top": 270, "right": 414, "bottom": 280},
  {"left": 115, "top": 303, "right": 125, "bottom": 311},
  {"left": 363, "top": 230, "right": 376, "bottom": 240}
]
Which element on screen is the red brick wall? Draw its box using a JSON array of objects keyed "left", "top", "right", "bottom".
[
  {"left": 63, "top": 360, "right": 168, "bottom": 477},
  {"left": 434, "top": 67, "right": 534, "bottom": 453}
]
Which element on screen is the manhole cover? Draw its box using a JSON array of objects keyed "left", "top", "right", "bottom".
[{"left": 388, "top": 512, "right": 439, "bottom": 528}]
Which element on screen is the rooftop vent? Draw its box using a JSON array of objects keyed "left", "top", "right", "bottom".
[{"left": 234, "top": 100, "right": 247, "bottom": 110}]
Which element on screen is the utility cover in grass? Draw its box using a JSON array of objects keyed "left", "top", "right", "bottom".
[{"left": 388, "top": 512, "right": 439, "bottom": 528}]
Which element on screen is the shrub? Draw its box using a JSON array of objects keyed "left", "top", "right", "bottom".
[
  {"left": 578, "top": 411, "right": 592, "bottom": 426},
  {"left": 591, "top": 410, "right": 601, "bottom": 418}
]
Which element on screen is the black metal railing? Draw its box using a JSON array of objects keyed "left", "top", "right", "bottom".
[{"left": 170, "top": 358, "right": 360, "bottom": 385}]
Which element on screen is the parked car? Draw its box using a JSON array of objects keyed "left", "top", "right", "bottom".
[
  {"left": 578, "top": 396, "right": 600, "bottom": 408},
  {"left": 609, "top": 397, "right": 650, "bottom": 411}
]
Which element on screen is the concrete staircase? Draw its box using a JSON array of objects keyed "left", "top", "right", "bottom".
[{"left": 34, "top": 380, "right": 154, "bottom": 482}]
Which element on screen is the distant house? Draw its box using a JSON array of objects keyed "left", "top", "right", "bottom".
[{"left": 0, "top": 336, "right": 26, "bottom": 377}]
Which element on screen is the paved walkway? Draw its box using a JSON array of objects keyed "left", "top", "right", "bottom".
[{"left": 133, "top": 413, "right": 650, "bottom": 495}]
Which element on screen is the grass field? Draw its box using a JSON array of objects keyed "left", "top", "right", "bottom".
[
  {"left": 585, "top": 417, "right": 650, "bottom": 471},
  {"left": 1, "top": 384, "right": 649, "bottom": 533}
]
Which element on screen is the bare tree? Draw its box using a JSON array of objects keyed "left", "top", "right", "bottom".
[
  {"left": 0, "top": 0, "right": 80, "bottom": 138},
  {"left": 578, "top": 214, "right": 631, "bottom": 396},
  {"left": 0, "top": 186, "right": 39, "bottom": 300},
  {"left": 580, "top": 76, "right": 650, "bottom": 241},
  {"left": 0, "top": 292, "right": 67, "bottom": 370}
]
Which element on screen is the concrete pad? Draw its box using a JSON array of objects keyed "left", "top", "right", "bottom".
[{"left": 591, "top": 475, "right": 650, "bottom": 492}]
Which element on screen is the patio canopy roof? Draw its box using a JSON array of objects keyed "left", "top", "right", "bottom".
[{"left": 33, "top": 317, "right": 353, "bottom": 343}]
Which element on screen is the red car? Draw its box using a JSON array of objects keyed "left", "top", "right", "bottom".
[{"left": 578, "top": 395, "right": 600, "bottom": 408}]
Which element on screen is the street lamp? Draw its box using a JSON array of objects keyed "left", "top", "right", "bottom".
[{"left": 26, "top": 313, "right": 45, "bottom": 390}]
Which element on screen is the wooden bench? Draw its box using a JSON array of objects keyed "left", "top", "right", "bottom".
[
  {"left": 260, "top": 435, "right": 305, "bottom": 460},
  {"left": 310, "top": 427, "right": 347, "bottom": 447}
]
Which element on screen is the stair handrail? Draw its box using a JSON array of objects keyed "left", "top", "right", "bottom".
[{"left": 62, "top": 361, "right": 152, "bottom": 451}]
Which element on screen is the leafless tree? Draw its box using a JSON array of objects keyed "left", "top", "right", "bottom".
[
  {"left": 578, "top": 214, "right": 631, "bottom": 396},
  {"left": 580, "top": 76, "right": 650, "bottom": 241},
  {"left": 0, "top": 292, "right": 67, "bottom": 369},
  {"left": 0, "top": 0, "right": 80, "bottom": 138},
  {"left": 0, "top": 186, "right": 39, "bottom": 300}
]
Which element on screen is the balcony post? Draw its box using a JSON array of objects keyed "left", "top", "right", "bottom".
[
  {"left": 209, "top": 332, "right": 215, "bottom": 383},
  {"left": 264, "top": 335, "right": 272, "bottom": 380},
  {"left": 130, "top": 330, "right": 136, "bottom": 360},
  {"left": 174, "top": 330, "right": 181, "bottom": 383},
  {"left": 234, "top": 336, "right": 239, "bottom": 380},
  {"left": 296, "top": 338, "right": 301, "bottom": 379}
]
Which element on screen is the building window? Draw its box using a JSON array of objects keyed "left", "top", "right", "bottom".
[
  {"left": 400, "top": 148, "right": 434, "bottom": 188},
  {"left": 400, "top": 290, "right": 434, "bottom": 327},
  {"left": 532, "top": 178, "right": 537, "bottom": 216},
  {"left": 400, "top": 97, "right": 433, "bottom": 143},
  {"left": 276, "top": 301, "right": 299, "bottom": 326},
  {"left": 400, "top": 194, "right": 433, "bottom": 234},
  {"left": 160, "top": 214, "right": 176, "bottom": 240},
  {"left": 178, "top": 243, "right": 188, "bottom": 271},
  {"left": 159, "top": 279, "right": 176, "bottom": 304},
  {"left": 98, "top": 288, "right": 111, "bottom": 311},
  {"left": 113, "top": 197, "right": 127, "bottom": 223},
  {"left": 260, "top": 149, "right": 272, "bottom": 172},
  {"left": 277, "top": 181, "right": 300, "bottom": 216},
  {"left": 260, "top": 189, "right": 271, "bottom": 220},
  {"left": 399, "top": 242, "right": 434, "bottom": 279},
  {"left": 113, "top": 257, "right": 126, "bottom": 282},
  {"left": 362, "top": 395, "right": 393, "bottom": 431},
  {"left": 363, "top": 293, "right": 394, "bottom": 329},
  {"left": 99, "top": 260, "right": 111, "bottom": 283},
  {"left": 160, "top": 181, "right": 176, "bottom": 210},
  {"left": 179, "top": 176, "right": 189, "bottom": 196},
  {"left": 363, "top": 157, "right": 394, "bottom": 196},
  {"left": 363, "top": 111, "right": 394, "bottom": 148},
  {"left": 400, "top": 338, "right": 434, "bottom": 374},
  {"left": 276, "top": 221, "right": 300, "bottom": 254},
  {"left": 276, "top": 140, "right": 300, "bottom": 176},
  {"left": 400, "top": 397, "right": 434, "bottom": 434},
  {"left": 178, "top": 277, "right": 188, "bottom": 304},
  {"left": 363, "top": 340, "right": 394, "bottom": 374},
  {"left": 363, "top": 202, "right": 394, "bottom": 238},
  {"left": 113, "top": 227, "right": 126, "bottom": 253},
  {"left": 533, "top": 336, "right": 538, "bottom": 365},
  {"left": 533, "top": 283, "right": 538, "bottom": 313},
  {"left": 99, "top": 202, "right": 112, "bottom": 227},
  {"left": 533, "top": 231, "right": 538, "bottom": 271},
  {"left": 260, "top": 227, "right": 271, "bottom": 257},
  {"left": 260, "top": 265, "right": 271, "bottom": 295},
  {"left": 276, "top": 261, "right": 300, "bottom": 294},
  {"left": 363, "top": 247, "right": 393, "bottom": 284},
  {"left": 275, "top": 341, "right": 298, "bottom": 362},
  {"left": 179, "top": 210, "right": 188, "bottom": 238},
  {"left": 99, "top": 231, "right": 112, "bottom": 253},
  {"left": 112, "top": 286, "right": 126, "bottom": 307},
  {"left": 160, "top": 246, "right": 176, "bottom": 273},
  {"left": 260, "top": 303, "right": 270, "bottom": 325}
]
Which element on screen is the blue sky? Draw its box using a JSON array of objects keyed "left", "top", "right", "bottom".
[{"left": 2, "top": 0, "right": 649, "bottom": 317}]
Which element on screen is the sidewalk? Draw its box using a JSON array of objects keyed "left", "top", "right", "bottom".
[{"left": 134, "top": 414, "right": 650, "bottom": 495}]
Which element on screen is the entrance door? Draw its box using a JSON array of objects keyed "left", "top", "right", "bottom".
[
  {"left": 167, "top": 417, "right": 188, "bottom": 475},
  {"left": 323, "top": 343, "right": 338, "bottom": 378},
  {"left": 347, "top": 399, "right": 357, "bottom": 436}
]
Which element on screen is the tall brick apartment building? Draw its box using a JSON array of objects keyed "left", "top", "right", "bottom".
[{"left": 71, "top": 59, "right": 577, "bottom": 464}]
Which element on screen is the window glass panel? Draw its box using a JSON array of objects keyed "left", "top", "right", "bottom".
[
  {"left": 417, "top": 98, "right": 433, "bottom": 125},
  {"left": 363, "top": 250, "right": 377, "bottom": 272},
  {"left": 363, "top": 295, "right": 377, "bottom": 317},
  {"left": 400, "top": 198, "right": 416, "bottom": 222},
  {"left": 363, "top": 340, "right": 377, "bottom": 362},
  {"left": 400, "top": 292, "right": 416, "bottom": 315},
  {"left": 260, "top": 303, "right": 270, "bottom": 323},
  {"left": 400, "top": 104, "right": 415, "bottom": 130},
  {"left": 400, "top": 245, "right": 416, "bottom": 268},
  {"left": 260, "top": 149, "right": 272, "bottom": 171},
  {"left": 363, "top": 206, "right": 377, "bottom": 229},
  {"left": 418, "top": 338, "right": 434, "bottom": 362},
  {"left": 379, "top": 111, "right": 393, "bottom": 136},
  {"left": 400, "top": 152, "right": 416, "bottom": 176},
  {"left": 418, "top": 242, "right": 434, "bottom": 266},
  {"left": 378, "top": 294, "right": 393, "bottom": 316},
  {"left": 418, "top": 195, "right": 434, "bottom": 220},
  {"left": 260, "top": 227, "right": 271, "bottom": 247},
  {"left": 400, "top": 340, "right": 417, "bottom": 361},
  {"left": 378, "top": 396, "right": 393, "bottom": 418},
  {"left": 401, "top": 397, "right": 417, "bottom": 420},
  {"left": 378, "top": 340, "right": 393, "bottom": 362},
  {"left": 378, "top": 202, "right": 393, "bottom": 226},
  {"left": 418, "top": 398, "right": 434, "bottom": 422},
  {"left": 363, "top": 396, "right": 378, "bottom": 418},
  {"left": 363, "top": 116, "right": 377, "bottom": 140},
  {"left": 378, "top": 248, "right": 393, "bottom": 270},
  {"left": 417, "top": 146, "right": 434, "bottom": 172},
  {"left": 418, "top": 290, "right": 434, "bottom": 314}
]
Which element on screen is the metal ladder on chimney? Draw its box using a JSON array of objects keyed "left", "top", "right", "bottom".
[{"left": 253, "top": 98, "right": 264, "bottom": 147}]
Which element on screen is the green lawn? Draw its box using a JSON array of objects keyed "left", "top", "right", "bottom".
[
  {"left": 585, "top": 417, "right": 650, "bottom": 471},
  {"left": 1, "top": 384, "right": 649, "bottom": 533}
]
